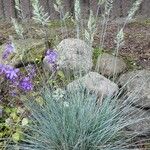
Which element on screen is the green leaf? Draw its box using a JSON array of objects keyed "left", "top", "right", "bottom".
[
  {"left": 0, "top": 132, "right": 4, "bottom": 138},
  {"left": 57, "top": 70, "right": 65, "bottom": 78},
  {"left": 22, "top": 118, "right": 29, "bottom": 126},
  {"left": 5, "top": 107, "right": 11, "bottom": 113},
  {"left": 12, "top": 132, "right": 20, "bottom": 143},
  {"left": 10, "top": 112, "right": 17, "bottom": 120}
]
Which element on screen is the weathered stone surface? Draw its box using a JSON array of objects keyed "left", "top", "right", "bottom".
[
  {"left": 56, "top": 38, "right": 93, "bottom": 75},
  {"left": 67, "top": 72, "right": 118, "bottom": 99},
  {"left": 119, "top": 69, "right": 150, "bottom": 108},
  {"left": 96, "top": 53, "right": 127, "bottom": 77},
  {"left": 0, "top": 38, "right": 45, "bottom": 66}
]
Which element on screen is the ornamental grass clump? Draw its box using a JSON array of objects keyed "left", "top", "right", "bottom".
[{"left": 4, "top": 86, "right": 150, "bottom": 150}]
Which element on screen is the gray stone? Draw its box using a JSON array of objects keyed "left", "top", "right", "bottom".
[
  {"left": 96, "top": 53, "right": 127, "bottom": 77},
  {"left": 67, "top": 72, "right": 119, "bottom": 99},
  {"left": 119, "top": 69, "right": 150, "bottom": 108},
  {"left": 56, "top": 38, "right": 93, "bottom": 76}
]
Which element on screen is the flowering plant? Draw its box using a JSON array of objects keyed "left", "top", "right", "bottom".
[
  {"left": 44, "top": 49, "right": 59, "bottom": 72},
  {"left": 2, "top": 42, "right": 15, "bottom": 60}
]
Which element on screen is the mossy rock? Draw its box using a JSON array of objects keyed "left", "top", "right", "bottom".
[{"left": 0, "top": 38, "right": 46, "bottom": 66}]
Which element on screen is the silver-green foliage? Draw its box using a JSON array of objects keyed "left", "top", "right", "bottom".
[
  {"left": 85, "top": 10, "right": 97, "bottom": 46},
  {"left": 11, "top": 18, "right": 24, "bottom": 39},
  {"left": 100, "top": 0, "right": 113, "bottom": 48},
  {"left": 127, "top": 0, "right": 143, "bottom": 22},
  {"left": 74, "top": 0, "right": 81, "bottom": 39},
  {"left": 12, "top": 0, "right": 24, "bottom": 39},
  {"left": 54, "top": 0, "right": 70, "bottom": 21},
  {"left": 14, "top": 0, "right": 24, "bottom": 19},
  {"left": 31, "top": 0, "right": 49, "bottom": 26},
  {"left": 8, "top": 86, "right": 148, "bottom": 150},
  {"left": 115, "top": 0, "right": 143, "bottom": 49}
]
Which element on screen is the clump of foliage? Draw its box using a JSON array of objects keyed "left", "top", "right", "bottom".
[
  {"left": 3, "top": 86, "right": 149, "bottom": 150},
  {"left": 0, "top": 106, "right": 29, "bottom": 145}
]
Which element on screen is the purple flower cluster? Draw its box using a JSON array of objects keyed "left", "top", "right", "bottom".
[
  {"left": 45, "top": 49, "right": 58, "bottom": 72},
  {"left": 0, "top": 64, "right": 19, "bottom": 80},
  {"left": 45, "top": 49, "right": 58, "bottom": 63},
  {"left": 0, "top": 41, "right": 36, "bottom": 94},
  {"left": 2, "top": 42, "right": 15, "bottom": 60},
  {"left": 0, "top": 64, "right": 35, "bottom": 93},
  {"left": 5, "top": 65, "right": 19, "bottom": 80},
  {"left": 19, "top": 77, "right": 33, "bottom": 92}
]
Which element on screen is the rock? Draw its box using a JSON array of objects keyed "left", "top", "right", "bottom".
[
  {"left": 125, "top": 107, "right": 150, "bottom": 135},
  {"left": 67, "top": 72, "right": 118, "bottom": 99},
  {"left": 0, "top": 38, "right": 45, "bottom": 66},
  {"left": 119, "top": 69, "right": 150, "bottom": 108},
  {"left": 56, "top": 38, "right": 93, "bottom": 76},
  {"left": 96, "top": 53, "right": 127, "bottom": 77}
]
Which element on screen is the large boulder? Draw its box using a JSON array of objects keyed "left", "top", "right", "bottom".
[
  {"left": 67, "top": 72, "right": 119, "bottom": 100},
  {"left": 96, "top": 53, "right": 127, "bottom": 77},
  {"left": 119, "top": 69, "right": 150, "bottom": 108},
  {"left": 0, "top": 38, "right": 45, "bottom": 66},
  {"left": 56, "top": 38, "right": 93, "bottom": 75}
]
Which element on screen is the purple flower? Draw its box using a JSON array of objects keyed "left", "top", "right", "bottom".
[
  {"left": 4, "top": 65, "right": 19, "bottom": 80},
  {"left": 45, "top": 49, "right": 58, "bottom": 63},
  {"left": 19, "top": 77, "right": 33, "bottom": 92},
  {"left": 2, "top": 42, "right": 15, "bottom": 60},
  {"left": 25, "top": 64, "right": 36, "bottom": 78},
  {"left": 0, "top": 64, "right": 6, "bottom": 75}
]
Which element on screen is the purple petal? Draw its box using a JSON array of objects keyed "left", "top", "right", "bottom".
[
  {"left": 19, "top": 76, "right": 33, "bottom": 92},
  {"left": 2, "top": 42, "right": 15, "bottom": 60},
  {"left": 45, "top": 49, "right": 58, "bottom": 63}
]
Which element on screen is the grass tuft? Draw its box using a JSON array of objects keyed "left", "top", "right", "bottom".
[{"left": 4, "top": 86, "right": 150, "bottom": 150}]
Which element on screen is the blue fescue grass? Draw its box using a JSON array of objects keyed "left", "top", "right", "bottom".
[{"left": 4, "top": 85, "right": 150, "bottom": 150}]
